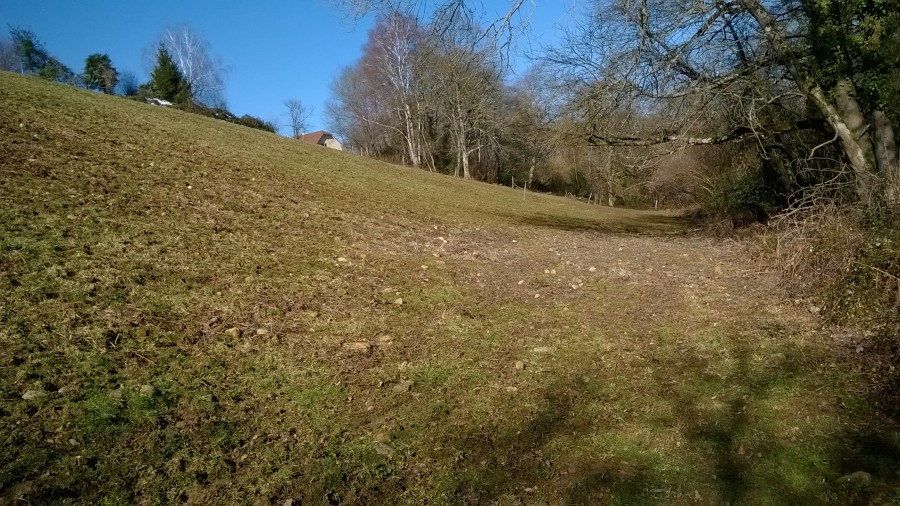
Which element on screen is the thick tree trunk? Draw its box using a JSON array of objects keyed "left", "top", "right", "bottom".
[{"left": 739, "top": 0, "right": 877, "bottom": 202}]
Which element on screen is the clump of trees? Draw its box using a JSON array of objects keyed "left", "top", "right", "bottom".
[
  {"left": 333, "top": 0, "right": 899, "bottom": 221},
  {"left": 0, "top": 24, "right": 276, "bottom": 134},
  {"left": 84, "top": 53, "right": 118, "bottom": 94}
]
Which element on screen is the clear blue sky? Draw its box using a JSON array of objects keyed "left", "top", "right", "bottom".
[{"left": 1, "top": 1, "right": 575, "bottom": 135}]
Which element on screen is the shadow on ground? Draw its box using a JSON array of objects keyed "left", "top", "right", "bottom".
[
  {"left": 510, "top": 211, "right": 689, "bottom": 235},
  {"left": 429, "top": 330, "right": 898, "bottom": 504}
]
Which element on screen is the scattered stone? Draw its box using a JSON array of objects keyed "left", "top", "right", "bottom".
[
  {"left": 392, "top": 380, "right": 414, "bottom": 393},
  {"left": 342, "top": 342, "right": 372, "bottom": 353},
  {"left": 375, "top": 442, "right": 397, "bottom": 459},
  {"left": 809, "top": 306, "right": 822, "bottom": 314},
  {"left": 224, "top": 327, "right": 242, "bottom": 339},
  {"left": 505, "top": 386, "right": 519, "bottom": 393},
  {"left": 393, "top": 298, "right": 404, "bottom": 305},
  {"left": 21, "top": 390, "right": 45, "bottom": 400},
  {"left": 68, "top": 438, "right": 79, "bottom": 446},
  {"left": 139, "top": 384, "right": 155, "bottom": 397},
  {"left": 532, "top": 346, "right": 554, "bottom": 354},
  {"left": 534, "top": 294, "right": 540, "bottom": 298},
  {"left": 375, "top": 335, "right": 394, "bottom": 346},
  {"left": 589, "top": 266, "right": 597, "bottom": 272},
  {"left": 839, "top": 471, "right": 873, "bottom": 486},
  {"left": 420, "top": 265, "right": 429, "bottom": 270},
  {"left": 283, "top": 500, "right": 294, "bottom": 506},
  {"left": 571, "top": 284, "right": 579, "bottom": 290},
  {"left": 255, "top": 328, "right": 270, "bottom": 336},
  {"left": 337, "top": 257, "right": 348, "bottom": 263},
  {"left": 518, "top": 280, "right": 524, "bottom": 285},
  {"left": 544, "top": 269, "right": 550, "bottom": 274},
  {"left": 515, "top": 361, "right": 526, "bottom": 370},
  {"left": 550, "top": 269, "right": 557, "bottom": 275}
]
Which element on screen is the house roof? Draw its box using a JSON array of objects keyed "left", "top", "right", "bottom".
[{"left": 298, "top": 130, "right": 334, "bottom": 145}]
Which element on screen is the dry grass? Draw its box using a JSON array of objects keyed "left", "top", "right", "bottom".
[{"left": 1, "top": 72, "right": 898, "bottom": 505}]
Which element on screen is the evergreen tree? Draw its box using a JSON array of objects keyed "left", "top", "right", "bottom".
[
  {"left": 149, "top": 44, "right": 186, "bottom": 102},
  {"left": 84, "top": 53, "right": 118, "bottom": 94}
]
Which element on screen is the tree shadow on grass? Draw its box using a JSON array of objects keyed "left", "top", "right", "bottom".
[
  {"left": 506, "top": 211, "right": 689, "bottom": 235},
  {"left": 430, "top": 330, "right": 895, "bottom": 504}
]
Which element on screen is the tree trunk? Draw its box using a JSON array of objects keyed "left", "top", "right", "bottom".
[
  {"left": 739, "top": 0, "right": 877, "bottom": 202},
  {"left": 874, "top": 111, "right": 900, "bottom": 207},
  {"left": 606, "top": 149, "right": 615, "bottom": 207}
]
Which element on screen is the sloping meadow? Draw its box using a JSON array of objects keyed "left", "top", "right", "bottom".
[{"left": 1, "top": 73, "right": 896, "bottom": 504}]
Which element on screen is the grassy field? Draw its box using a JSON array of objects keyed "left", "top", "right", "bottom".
[{"left": 1, "top": 72, "right": 898, "bottom": 504}]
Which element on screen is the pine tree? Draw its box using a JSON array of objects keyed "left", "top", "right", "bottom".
[
  {"left": 84, "top": 53, "right": 118, "bottom": 94},
  {"left": 149, "top": 44, "right": 185, "bottom": 102}
]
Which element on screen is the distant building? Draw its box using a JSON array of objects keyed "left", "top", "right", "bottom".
[{"left": 297, "top": 130, "right": 343, "bottom": 151}]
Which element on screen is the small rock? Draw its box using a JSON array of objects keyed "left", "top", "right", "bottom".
[
  {"left": 420, "top": 265, "right": 428, "bottom": 270},
  {"left": 839, "top": 471, "right": 873, "bottom": 486},
  {"left": 255, "top": 328, "right": 270, "bottom": 336},
  {"left": 532, "top": 346, "right": 554, "bottom": 354},
  {"left": 550, "top": 269, "right": 557, "bottom": 275},
  {"left": 337, "top": 257, "right": 348, "bottom": 263},
  {"left": 224, "top": 327, "right": 242, "bottom": 339},
  {"left": 22, "top": 390, "right": 46, "bottom": 400},
  {"left": 534, "top": 293, "right": 540, "bottom": 298},
  {"left": 342, "top": 342, "right": 372, "bottom": 353},
  {"left": 809, "top": 306, "right": 822, "bottom": 314},
  {"left": 392, "top": 380, "right": 414, "bottom": 393},
  {"left": 393, "top": 298, "right": 404, "bottom": 305},
  {"left": 544, "top": 269, "right": 550, "bottom": 274},
  {"left": 515, "top": 360, "right": 526, "bottom": 370},
  {"left": 589, "top": 266, "right": 597, "bottom": 272},
  {"left": 518, "top": 280, "right": 524, "bottom": 285},
  {"left": 68, "top": 438, "right": 79, "bottom": 446},
  {"left": 139, "top": 384, "right": 155, "bottom": 397},
  {"left": 375, "top": 442, "right": 397, "bottom": 459},
  {"left": 283, "top": 500, "right": 294, "bottom": 506},
  {"left": 571, "top": 284, "right": 579, "bottom": 290},
  {"left": 375, "top": 335, "right": 394, "bottom": 346},
  {"left": 505, "top": 386, "right": 518, "bottom": 393}
]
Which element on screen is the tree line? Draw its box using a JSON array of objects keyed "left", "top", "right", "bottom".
[
  {"left": 0, "top": 24, "right": 279, "bottom": 134},
  {"left": 330, "top": 0, "right": 899, "bottom": 220}
]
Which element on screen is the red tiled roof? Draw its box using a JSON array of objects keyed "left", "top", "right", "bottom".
[{"left": 297, "top": 130, "right": 334, "bottom": 145}]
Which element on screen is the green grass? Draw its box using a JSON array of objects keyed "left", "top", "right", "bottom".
[{"left": 1, "top": 72, "right": 898, "bottom": 504}]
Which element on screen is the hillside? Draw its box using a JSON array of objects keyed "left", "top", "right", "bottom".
[{"left": 1, "top": 72, "right": 896, "bottom": 504}]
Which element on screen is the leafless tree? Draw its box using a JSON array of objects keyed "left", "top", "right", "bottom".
[
  {"left": 283, "top": 98, "right": 312, "bottom": 138},
  {"left": 158, "top": 24, "right": 229, "bottom": 107},
  {"left": 0, "top": 35, "right": 18, "bottom": 71},
  {"left": 545, "top": 0, "right": 898, "bottom": 207}
]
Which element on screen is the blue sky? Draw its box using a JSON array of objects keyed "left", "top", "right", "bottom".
[{"left": 1, "top": 1, "right": 575, "bottom": 135}]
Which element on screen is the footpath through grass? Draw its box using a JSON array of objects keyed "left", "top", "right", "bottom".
[{"left": 1, "top": 72, "right": 898, "bottom": 504}]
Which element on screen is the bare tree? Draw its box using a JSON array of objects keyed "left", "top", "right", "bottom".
[
  {"left": 0, "top": 35, "right": 17, "bottom": 71},
  {"left": 159, "top": 24, "right": 229, "bottom": 107},
  {"left": 283, "top": 98, "right": 312, "bottom": 138},
  {"left": 543, "top": 0, "right": 899, "bottom": 208}
]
